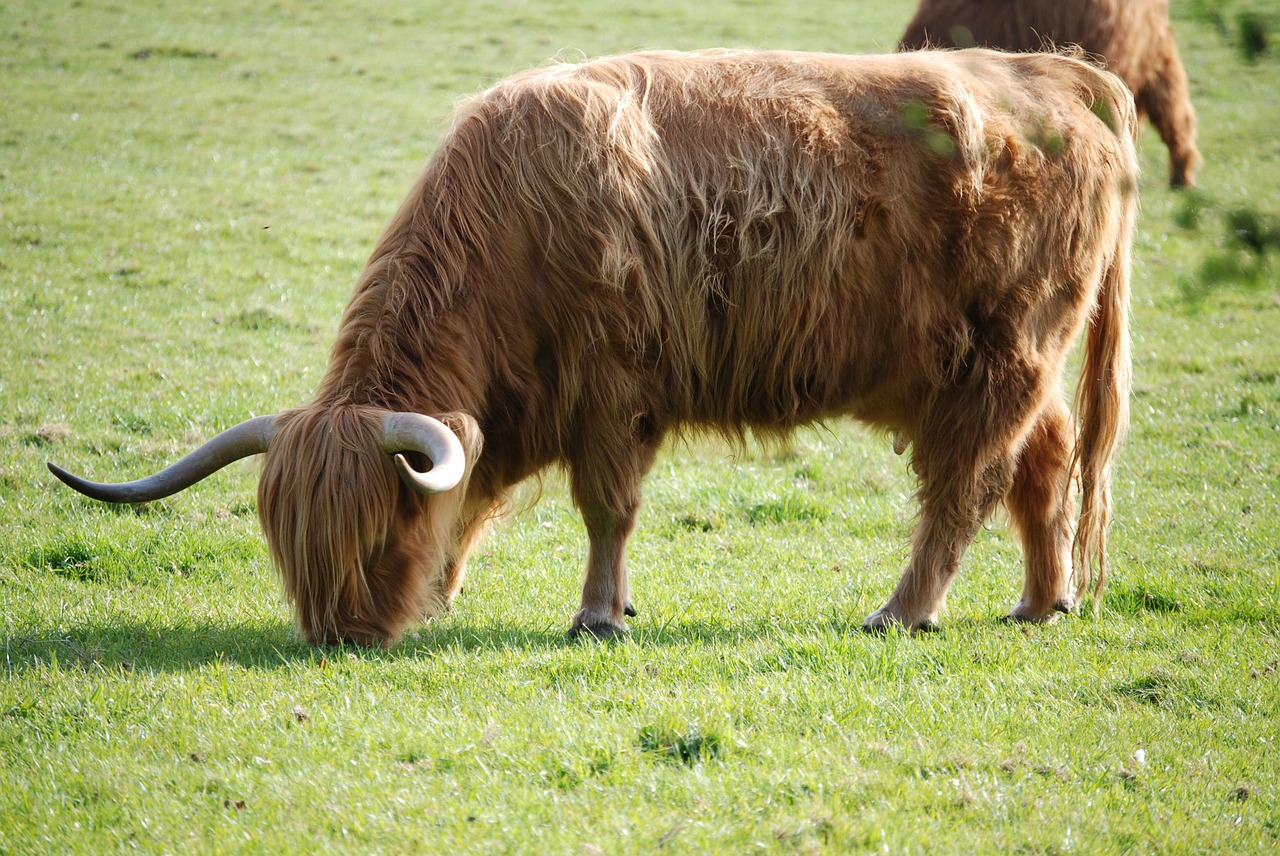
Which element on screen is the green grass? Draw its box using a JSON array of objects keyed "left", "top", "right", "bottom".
[{"left": 3, "top": 0, "right": 1279, "bottom": 851}]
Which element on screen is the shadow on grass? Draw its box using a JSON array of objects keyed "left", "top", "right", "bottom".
[
  {"left": 1, "top": 611, "right": 1037, "bottom": 674},
  {"left": 404, "top": 615, "right": 918, "bottom": 654},
  {"left": 3, "top": 618, "right": 608, "bottom": 673},
  {"left": 2, "top": 620, "right": 310, "bottom": 673}
]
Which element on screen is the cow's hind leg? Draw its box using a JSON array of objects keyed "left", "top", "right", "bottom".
[
  {"left": 1004, "top": 399, "right": 1076, "bottom": 622},
  {"left": 567, "top": 423, "right": 661, "bottom": 639},
  {"left": 863, "top": 359, "right": 1045, "bottom": 631},
  {"left": 863, "top": 441, "right": 1018, "bottom": 631}
]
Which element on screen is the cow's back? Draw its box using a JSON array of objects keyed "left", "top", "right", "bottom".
[{"left": 413, "top": 50, "right": 1137, "bottom": 436}]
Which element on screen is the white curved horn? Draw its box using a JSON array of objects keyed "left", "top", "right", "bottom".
[
  {"left": 47, "top": 414, "right": 278, "bottom": 503},
  {"left": 381, "top": 413, "right": 466, "bottom": 495}
]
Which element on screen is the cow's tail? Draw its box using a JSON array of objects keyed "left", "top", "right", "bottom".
[{"left": 1071, "top": 174, "right": 1135, "bottom": 611}]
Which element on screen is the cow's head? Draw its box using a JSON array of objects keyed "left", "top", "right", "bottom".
[{"left": 48, "top": 405, "right": 478, "bottom": 646}]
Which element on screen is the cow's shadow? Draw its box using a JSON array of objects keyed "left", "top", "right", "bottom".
[
  {"left": 3, "top": 620, "right": 313, "bottom": 673},
  {"left": 1, "top": 611, "right": 946, "bottom": 673}
]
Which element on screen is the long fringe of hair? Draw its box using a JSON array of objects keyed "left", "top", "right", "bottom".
[{"left": 258, "top": 406, "right": 479, "bottom": 645}]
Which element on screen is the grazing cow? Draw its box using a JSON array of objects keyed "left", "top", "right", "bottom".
[
  {"left": 899, "top": 0, "right": 1200, "bottom": 187},
  {"left": 49, "top": 49, "right": 1136, "bottom": 646}
]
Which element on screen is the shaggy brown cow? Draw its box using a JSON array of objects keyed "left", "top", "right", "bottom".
[
  {"left": 899, "top": 0, "right": 1200, "bottom": 187},
  {"left": 49, "top": 48, "right": 1137, "bottom": 646}
]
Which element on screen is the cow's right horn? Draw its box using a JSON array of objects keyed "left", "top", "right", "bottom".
[
  {"left": 47, "top": 414, "right": 278, "bottom": 503},
  {"left": 381, "top": 413, "right": 465, "bottom": 494}
]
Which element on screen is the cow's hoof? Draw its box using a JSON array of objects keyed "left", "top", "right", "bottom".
[
  {"left": 624, "top": 602, "right": 637, "bottom": 618},
  {"left": 1005, "top": 596, "right": 1075, "bottom": 624},
  {"left": 860, "top": 605, "right": 900, "bottom": 634},
  {"left": 567, "top": 621, "right": 627, "bottom": 642},
  {"left": 860, "top": 606, "right": 936, "bottom": 635},
  {"left": 859, "top": 620, "right": 937, "bottom": 635}
]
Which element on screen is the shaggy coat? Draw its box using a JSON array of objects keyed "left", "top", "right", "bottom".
[
  {"left": 251, "top": 48, "right": 1139, "bottom": 645},
  {"left": 900, "top": 0, "right": 1200, "bottom": 187},
  {"left": 52, "top": 49, "right": 1137, "bottom": 646}
]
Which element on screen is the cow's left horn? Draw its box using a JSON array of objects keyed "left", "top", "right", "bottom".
[
  {"left": 47, "top": 414, "right": 278, "bottom": 503},
  {"left": 381, "top": 413, "right": 465, "bottom": 494}
]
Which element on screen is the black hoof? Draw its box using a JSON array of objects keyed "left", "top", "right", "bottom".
[
  {"left": 1003, "top": 602, "right": 1073, "bottom": 624},
  {"left": 860, "top": 620, "right": 936, "bottom": 635},
  {"left": 624, "top": 602, "right": 637, "bottom": 618},
  {"left": 567, "top": 622, "right": 626, "bottom": 642}
]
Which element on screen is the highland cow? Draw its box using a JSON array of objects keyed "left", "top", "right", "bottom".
[
  {"left": 50, "top": 49, "right": 1137, "bottom": 646},
  {"left": 900, "top": 0, "right": 1200, "bottom": 187}
]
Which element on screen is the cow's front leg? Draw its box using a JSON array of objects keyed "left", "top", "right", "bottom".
[
  {"left": 439, "top": 496, "right": 504, "bottom": 613},
  {"left": 569, "top": 502, "right": 639, "bottom": 639},
  {"left": 566, "top": 425, "right": 660, "bottom": 639}
]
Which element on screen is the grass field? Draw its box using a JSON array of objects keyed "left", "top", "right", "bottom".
[{"left": 3, "top": 0, "right": 1278, "bottom": 851}]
